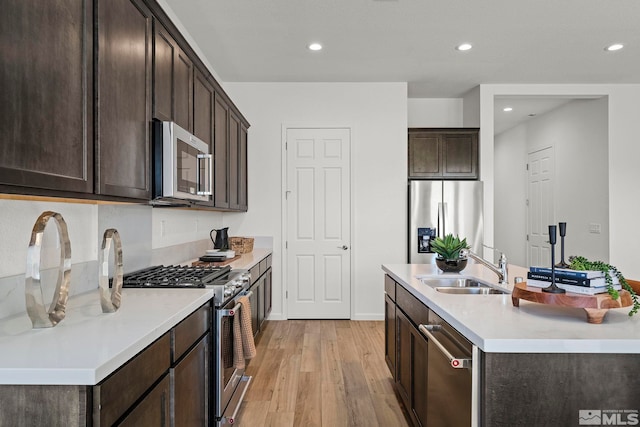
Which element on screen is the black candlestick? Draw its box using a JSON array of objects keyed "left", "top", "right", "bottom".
[
  {"left": 556, "top": 222, "right": 570, "bottom": 268},
  {"left": 543, "top": 225, "right": 565, "bottom": 294}
]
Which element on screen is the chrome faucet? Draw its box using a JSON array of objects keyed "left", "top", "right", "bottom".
[{"left": 460, "top": 248, "right": 509, "bottom": 285}]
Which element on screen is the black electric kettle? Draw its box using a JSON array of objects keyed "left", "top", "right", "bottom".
[{"left": 210, "top": 227, "right": 229, "bottom": 250}]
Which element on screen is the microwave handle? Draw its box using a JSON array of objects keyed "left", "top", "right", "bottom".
[{"left": 196, "top": 153, "right": 213, "bottom": 196}]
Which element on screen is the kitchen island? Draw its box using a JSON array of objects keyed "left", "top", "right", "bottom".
[{"left": 383, "top": 262, "right": 640, "bottom": 427}]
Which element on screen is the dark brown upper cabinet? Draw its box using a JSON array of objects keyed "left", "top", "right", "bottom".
[
  {"left": 153, "top": 22, "right": 193, "bottom": 132},
  {"left": 213, "top": 93, "right": 230, "bottom": 209},
  {"left": 228, "top": 111, "right": 240, "bottom": 210},
  {"left": 408, "top": 128, "right": 479, "bottom": 179},
  {"left": 96, "top": 0, "right": 153, "bottom": 200},
  {"left": 238, "top": 123, "right": 248, "bottom": 211},
  {"left": 0, "top": 0, "right": 94, "bottom": 195}
]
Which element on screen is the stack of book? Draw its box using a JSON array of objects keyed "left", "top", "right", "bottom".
[{"left": 526, "top": 266, "right": 621, "bottom": 295}]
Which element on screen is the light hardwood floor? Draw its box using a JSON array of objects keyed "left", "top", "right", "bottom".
[{"left": 235, "top": 320, "right": 410, "bottom": 427}]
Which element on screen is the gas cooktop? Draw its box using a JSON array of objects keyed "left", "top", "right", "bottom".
[{"left": 122, "top": 265, "right": 233, "bottom": 288}]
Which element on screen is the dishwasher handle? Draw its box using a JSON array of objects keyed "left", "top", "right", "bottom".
[{"left": 419, "top": 324, "right": 472, "bottom": 369}]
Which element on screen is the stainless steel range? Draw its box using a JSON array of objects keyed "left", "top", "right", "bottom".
[{"left": 122, "top": 264, "right": 253, "bottom": 426}]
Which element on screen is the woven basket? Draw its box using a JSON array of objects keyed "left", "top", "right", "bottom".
[{"left": 229, "top": 237, "right": 254, "bottom": 254}]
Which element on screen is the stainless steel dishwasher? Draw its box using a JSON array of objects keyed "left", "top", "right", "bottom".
[{"left": 419, "top": 312, "right": 474, "bottom": 426}]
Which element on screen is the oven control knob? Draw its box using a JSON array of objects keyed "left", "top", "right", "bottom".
[{"left": 224, "top": 288, "right": 233, "bottom": 297}]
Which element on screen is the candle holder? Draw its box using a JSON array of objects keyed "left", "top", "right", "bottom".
[
  {"left": 555, "top": 222, "right": 570, "bottom": 268},
  {"left": 543, "top": 224, "right": 566, "bottom": 294}
]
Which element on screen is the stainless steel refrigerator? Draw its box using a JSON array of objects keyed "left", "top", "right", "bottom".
[{"left": 409, "top": 180, "right": 483, "bottom": 263}]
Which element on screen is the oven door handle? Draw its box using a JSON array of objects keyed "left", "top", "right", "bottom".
[{"left": 219, "top": 302, "right": 242, "bottom": 318}]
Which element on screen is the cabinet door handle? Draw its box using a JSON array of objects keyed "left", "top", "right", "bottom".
[{"left": 419, "top": 324, "right": 472, "bottom": 369}]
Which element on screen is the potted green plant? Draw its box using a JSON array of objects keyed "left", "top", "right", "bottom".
[
  {"left": 430, "top": 234, "right": 470, "bottom": 273},
  {"left": 569, "top": 256, "right": 639, "bottom": 316}
]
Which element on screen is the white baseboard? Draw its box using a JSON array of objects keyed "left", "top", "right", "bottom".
[{"left": 266, "top": 312, "right": 384, "bottom": 321}]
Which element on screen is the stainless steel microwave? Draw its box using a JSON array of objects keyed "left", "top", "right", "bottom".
[{"left": 152, "top": 120, "right": 212, "bottom": 204}]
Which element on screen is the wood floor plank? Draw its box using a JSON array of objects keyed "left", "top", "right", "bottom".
[
  {"left": 335, "top": 324, "right": 360, "bottom": 362},
  {"left": 265, "top": 411, "right": 295, "bottom": 427},
  {"left": 245, "top": 348, "right": 284, "bottom": 401},
  {"left": 300, "top": 331, "right": 321, "bottom": 373},
  {"left": 268, "top": 354, "right": 301, "bottom": 413},
  {"left": 341, "top": 360, "right": 380, "bottom": 426},
  {"left": 320, "top": 320, "right": 338, "bottom": 341},
  {"left": 267, "top": 320, "right": 291, "bottom": 350},
  {"left": 321, "top": 380, "right": 349, "bottom": 427},
  {"left": 293, "top": 372, "right": 322, "bottom": 427},
  {"left": 234, "top": 400, "right": 270, "bottom": 426},
  {"left": 320, "top": 337, "right": 344, "bottom": 386},
  {"left": 371, "top": 393, "right": 411, "bottom": 427}
]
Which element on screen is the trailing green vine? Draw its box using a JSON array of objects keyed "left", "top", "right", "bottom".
[{"left": 569, "top": 255, "right": 639, "bottom": 317}]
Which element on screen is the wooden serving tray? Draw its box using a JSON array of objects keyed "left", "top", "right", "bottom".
[{"left": 511, "top": 282, "right": 632, "bottom": 324}]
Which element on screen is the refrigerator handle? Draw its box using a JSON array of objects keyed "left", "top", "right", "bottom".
[
  {"left": 437, "top": 202, "right": 444, "bottom": 238},
  {"left": 442, "top": 202, "right": 448, "bottom": 237}
]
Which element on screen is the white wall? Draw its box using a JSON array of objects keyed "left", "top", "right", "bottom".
[
  {"left": 224, "top": 82, "right": 408, "bottom": 320},
  {"left": 481, "top": 84, "right": 640, "bottom": 279},
  {"left": 494, "top": 125, "right": 528, "bottom": 266},
  {"left": 408, "top": 98, "right": 463, "bottom": 127},
  {"left": 494, "top": 98, "right": 609, "bottom": 267}
]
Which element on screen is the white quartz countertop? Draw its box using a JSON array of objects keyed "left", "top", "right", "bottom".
[
  {"left": 383, "top": 263, "right": 640, "bottom": 354},
  {"left": 0, "top": 288, "right": 213, "bottom": 385}
]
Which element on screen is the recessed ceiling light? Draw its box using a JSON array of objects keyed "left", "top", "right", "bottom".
[
  {"left": 605, "top": 43, "right": 624, "bottom": 52},
  {"left": 503, "top": 107, "right": 513, "bottom": 112},
  {"left": 308, "top": 43, "right": 323, "bottom": 51},
  {"left": 456, "top": 43, "right": 472, "bottom": 51}
]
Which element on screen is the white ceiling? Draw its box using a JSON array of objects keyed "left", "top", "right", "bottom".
[
  {"left": 163, "top": 0, "right": 640, "bottom": 99},
  {"left": 162, "top": 1, "right": 636, "bottom": 133}
]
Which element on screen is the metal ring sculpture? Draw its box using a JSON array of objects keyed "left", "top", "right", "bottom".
[
  {"left": 99, "top": 229, "right": 123, "bottom": 313},
  {"left": 25, "top": 211, "right": 72, "bottom": 328}
]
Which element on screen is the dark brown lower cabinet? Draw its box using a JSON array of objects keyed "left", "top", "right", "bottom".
[
  {"left": 172, "top": 335, "right": 209, "bottom": 426},
  {"left": 395, "top": 309, "right": 428, "bottom": 427},
  {"left": 395, "top": 309, "right": 412, "bottom": 413},
  {"left": 384, "top": 293, "right": 396, "bottom": 376},
  {"left": 119, "top": 375, "right": 170, "bottom": 427}
]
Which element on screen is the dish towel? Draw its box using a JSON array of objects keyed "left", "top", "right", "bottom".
[{"left": 233, "top": 295, "right": 257, "bottom": 369}]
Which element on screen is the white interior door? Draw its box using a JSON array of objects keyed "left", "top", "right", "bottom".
[
  {"left": 285, "top": 128, "right": 351, "bottom": 319},
  {"left": 527, "top": 146, "right": 555, "bottom": 266}
]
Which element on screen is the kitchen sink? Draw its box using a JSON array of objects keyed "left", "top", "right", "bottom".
[
  {"left": 420, "top": 277, "right": 509, "bottom": 295},
  {"left": 434, "top": 286, "right": 507, "bottom": 295}
]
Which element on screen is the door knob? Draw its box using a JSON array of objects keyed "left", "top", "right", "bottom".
[{"left": 338, "top": 245, "right": 349, "bottom": 250}]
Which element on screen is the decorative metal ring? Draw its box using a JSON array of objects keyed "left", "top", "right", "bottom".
[
  {"left": 25, "top": 211, "right": 72, "bottom": 328},
  {"left": 99, "top": 229, "right": 123, "bottom": 313}
]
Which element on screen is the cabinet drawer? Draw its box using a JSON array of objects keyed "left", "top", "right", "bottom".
[
  {"left": 94, "top": 332, "right": 171, "bottom": 426},
  {"left": 172, "top": 303, "right": 210, "bottom": 362},
  {"left": 249, "top": 263, "right": 260, "bottom": 285},
  {"left": 384, "top": 275, "right": 396, "bottom": 301},
  {"left": 259, "top": 258, "right": 268, "bottom": 276},
  {"left": 396, "top": 285, "right": 429, "bottom": 327}
]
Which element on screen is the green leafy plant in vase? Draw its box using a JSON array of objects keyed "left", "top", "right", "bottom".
[
  {"left": 430, "top": 234, "right": 470, "bottom": 273},
  {"left": 569, "top": 255, "right": 639, "bottom": 316}
]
